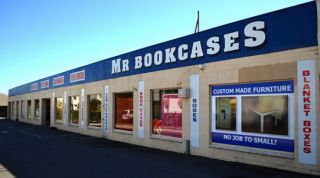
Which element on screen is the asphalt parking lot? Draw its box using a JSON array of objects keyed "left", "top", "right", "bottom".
[{"left": 0, "top": 119, "right": 317, "bottom": 178}]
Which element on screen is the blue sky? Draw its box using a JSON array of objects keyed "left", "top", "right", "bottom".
[{"left": 0, "top": 0, "right": 312, "bottom": 95}]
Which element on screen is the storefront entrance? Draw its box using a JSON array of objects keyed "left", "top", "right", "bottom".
[
  {"left": 7, "top": 102, "right": 11, "bottom": 119},
  {"left": 16, "top": 101, "right": 19, "bottom": 121},
  {"left": 42, "top": 99, "right": 51, "bottom": 127}
]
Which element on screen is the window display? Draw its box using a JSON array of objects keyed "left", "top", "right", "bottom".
[
  {"left": 216, "top": 97, "right": 236, "bottom": 131},
  {"left": 34, "top": 99, "right": 40, "bottom": 119},
  {"left": 88, "top": 94, "right": 102, "bottom": 127},
  {"left": 27, "top": 100, "right": 32, "bottom": 119},
  {"left": 69, "top": 96, "right": 80, "bottom": 124},
  {"left": 55, "top": 97, "right": 63, "bottom": 122},
  {"left": 242, "top": 95, "right": 288, "bottom": 135},
  {"left": 114, "top": 92, "right": 133, "bottom": 131},
  {"left": 211, "top": 80, "right": 294, "bottom": 152},
  {"left": 152, "top": 89, "right": 182, "bottom": 138}
]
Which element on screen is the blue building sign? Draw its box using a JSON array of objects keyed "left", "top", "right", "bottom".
[
  {"left": 212, "top": 80, "right": 294, "bottom": 96},
  {"left": 212, "top": 132, "right": 294, "bottom": 152}
]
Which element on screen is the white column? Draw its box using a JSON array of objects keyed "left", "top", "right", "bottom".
[
  {"left": 138, "top": 81, "right": 144, "bottom": 138},
  {"left": 80, "top": 89, "right": 85, "bottom": 129},
  {"left": 190, "top": 74, "right": 200, "bottom": 147},
  {"left": 104, "top": 85, "right": 109, "bottom": 135},
  {"left": 63, "top": 91, "right": 68, "bottom": 126},
  {"left": 51, "top": 92, "right": 55, "bottom": 124},
  {"left": 297, "top": 60, "right": 317, "bottom": 165}
]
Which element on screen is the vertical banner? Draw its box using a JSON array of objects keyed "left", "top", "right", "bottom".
[
  {"left": 80, "top": 89, "right": 85, "bottom": 129},
  {"left": 138, "top": 81, "right": 144, "bottom": 138},
  {"left": 298, "top": 60, "right": 316, "bottom": 165},
  {"left": 63, "top": 91, "right": 67, "bottom": 126},
  {"left": 190, "top": 74, "right": 200, "bottom": 147},
  {"left": 104, "top": 85, "right": 109, "bottom": 134}
]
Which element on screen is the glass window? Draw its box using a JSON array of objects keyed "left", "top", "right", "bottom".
[
  {"left": 216, "top": 97, "right": 237, "bottom": 131},
  {"left": 88, "top": 94, "right": 102, "bottom": 127},
  {"left": 242, "top": 95, "right": 288, "bottom": 135},
  {"left": 21, "top": 100, "right": 26, "bottom": 118},
  {"left": 55, "top": 97, "right": 63, "bottom": 122},
  {"left": 34, "top": 99, "right": 40, "bottom": 119},
  {"left": 152, "top": 89, "right": 182, "bottom": 138},
  {"left": 114, "top": 92, "right": 133, "bottom": 131},
  {"left": 69, "top": 96, "right": 80, "bottom": 124},
  {"left": 27, "top": 100, "right": 32, "bottom": 119},
  {"left": 211, "top": 80, "right": 294, "bottom": 154}
]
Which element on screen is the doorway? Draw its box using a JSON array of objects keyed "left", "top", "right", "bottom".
[
  {"left": 7, "top": 102, "right": 11, "bottom": 119},
  {"left": 16, "top": 101, "right": 19, "bottom": 121},
  {"left": 42, "top": 99, "right": 51, "bottom": 127}
]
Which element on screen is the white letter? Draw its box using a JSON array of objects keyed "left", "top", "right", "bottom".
[
  {"left": 244, "top": 21, "right": 266, "bottom": 47},
  {"left": 144, "top": 53, "right": 152, "bottom": 67},
  {"left": 165, "top": 47, "right": 176, "bottom": 63},
  {"left": 122, "top": 59, "right": 129, "bottom": 72},
  {"left": 154, "top": 50, "right": 163, "bottom": 65},
  {"left": 178, "top": 44, "right": 188, "bottom": 61},
  {"left": 135, "top": 56, "right": 143, "bottom": 69},
  {"left": 224, "top": 31, "right": 239, "bottom": 52},
  {"left": 112, "top": 58, "right": 121, "bottom": 74},
  {"left": 190, "top": 41, "right": 204, "bottom": 59},
  {"left": 207, "top": 37, "right": 220, "bottom": 55}
]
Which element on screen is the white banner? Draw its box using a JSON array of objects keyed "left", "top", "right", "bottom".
[
  {"left": 190, "top": 74, "right": 200, "bottom": 147},
  {"left": 80, "top": 89, "right": 85, "bottom": 129},
  {"left": 298, "top": 60, "right": 317, "bottom": 165},
  {"left": 138, "top": 81, "right": 144, "bottom": 138},
  {"left": 104, "top": 85, "right": 109, "bottom": 134}
]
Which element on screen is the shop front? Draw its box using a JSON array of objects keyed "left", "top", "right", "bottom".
[{"left": 7, "top": 1, "right": 319, "bottom": 175}]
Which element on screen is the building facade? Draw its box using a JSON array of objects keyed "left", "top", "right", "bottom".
[{"left": 8, "top": 2, "right": 320, "bottom": 175}]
